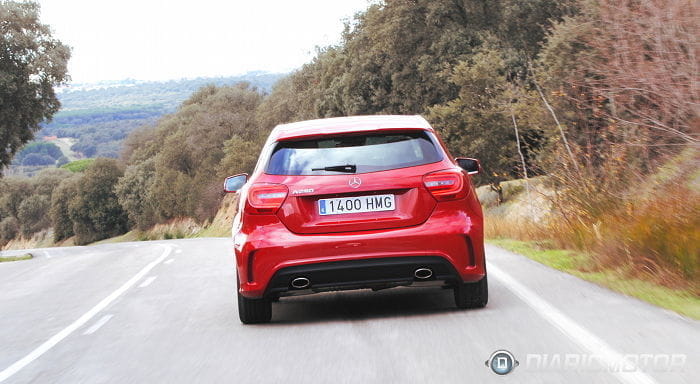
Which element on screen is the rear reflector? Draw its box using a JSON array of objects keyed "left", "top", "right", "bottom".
[
  {"left": 248, "top": 183, "right": 288, "bottom": 213},
  {"left": 423, "top": 170, "right": 466, "bottom": 201}
]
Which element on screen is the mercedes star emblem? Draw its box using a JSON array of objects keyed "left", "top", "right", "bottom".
[{"left": 348, "top": 176, "right": 362, "bottom": 188}]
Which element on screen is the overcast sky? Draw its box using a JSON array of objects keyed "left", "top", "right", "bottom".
[{"left": 36, "top": 0, "right": 371, "bottom": 83}]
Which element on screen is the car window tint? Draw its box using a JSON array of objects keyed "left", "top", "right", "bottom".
[{"left": 266, "top": 131, "right": 443, "bottom": 175}]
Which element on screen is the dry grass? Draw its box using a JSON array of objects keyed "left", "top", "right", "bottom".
[
  {"left": 588, "top": 181, "right": 699, "bottom": 291},
  {"left": 483, "top": 152, "right": 699, "bottom": 294},
  {"left": 479, "top": 177, "right": 553, "bottom": 242}
]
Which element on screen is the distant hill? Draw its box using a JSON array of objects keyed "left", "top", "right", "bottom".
[{"left": 37, "top": 72, "right": 284, "bottom": 159}]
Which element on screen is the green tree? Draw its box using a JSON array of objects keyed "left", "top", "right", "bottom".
[
  {"left": 68, "top": 158, "right": 128, "bottom": 244},
  {"left": 428, "top": 48, "right": 548, "bottom": 194},
  {"left": 277, "top": 0, "right": 578, "bottom": 119},
  {"left": 428, "top": 50, "right": 515, "bottom": 183},
  {"left": 0, "top": 1, "right": 70, "bottom": 172},
  {"left": 329, "top": 0, "right": 478, "bottom": 115}
]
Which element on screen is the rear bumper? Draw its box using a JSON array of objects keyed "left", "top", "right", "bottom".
[
  {"left": 235, "top": 201, "right": 484, "bottom": 298},
  {"left": 266, "top": 256, "right": 459, "bottom": 297}
]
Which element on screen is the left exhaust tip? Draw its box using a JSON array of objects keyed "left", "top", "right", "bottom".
[
  {"left": 414, "top": 268, "right": 433, "bottom": 280},
  {"left": 291, "top": 277, "right": 310, "bottom": 289}
]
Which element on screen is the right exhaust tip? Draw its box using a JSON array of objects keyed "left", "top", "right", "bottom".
[
  {"left": 414, "top": 268, "right": 433, "bottom": 280},
  {"left": 291, "top": 277, "right": 310, "bottom": 289}
]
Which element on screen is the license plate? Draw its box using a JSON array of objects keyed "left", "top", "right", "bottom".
[{"left": 318, "top": 194, "right": 395, "bottom": 216}]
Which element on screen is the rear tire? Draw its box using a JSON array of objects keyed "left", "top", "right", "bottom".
[
  {"left": 454, "top": 275, "right": 488, "bottom": 309},
  {"left": 238, "top": 293, "right": 272, "bottom": 324}
]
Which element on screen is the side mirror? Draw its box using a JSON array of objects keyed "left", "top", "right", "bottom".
[
  {"left": 224, "top": 173, "right": 248, "bottom": 193},
  {"left": 455, "top": 157, "right": 481, "bottom": 175}
]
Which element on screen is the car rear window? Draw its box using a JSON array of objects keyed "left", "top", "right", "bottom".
[{"left": 265, "top": 131, "right": 443, "bottom": 175}]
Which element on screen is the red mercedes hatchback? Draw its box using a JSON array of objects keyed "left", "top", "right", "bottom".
[{"left": 224, "top": 115, "right": 487, "bottom": 323}]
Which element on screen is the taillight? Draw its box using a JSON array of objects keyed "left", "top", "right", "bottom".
[
  {"left": 423, "top": 170, "right": 467, "bottom": 201},
  {"left": 247, "top": 183, "right": 288, "bottom": 214}
]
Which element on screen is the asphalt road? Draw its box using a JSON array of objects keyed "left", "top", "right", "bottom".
[{"left": 0, "top": 239, "right": 697, "bottom": 383}]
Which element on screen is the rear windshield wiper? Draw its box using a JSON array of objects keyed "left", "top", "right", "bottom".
[{"left": 311, "top": 164, "right": 357, "bottom": 173}]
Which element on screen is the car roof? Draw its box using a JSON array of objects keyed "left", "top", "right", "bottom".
[{"left": 269, "top": 115, "right": 434, "bottom": 142}]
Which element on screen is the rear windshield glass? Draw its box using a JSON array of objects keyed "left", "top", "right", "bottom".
[{"left": 266, "top": 131, "right": 443, "bottom": 175}]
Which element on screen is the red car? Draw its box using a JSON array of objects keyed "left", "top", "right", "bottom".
[{"left": 224, "top": 115, "right": 487, "bottom": 323}]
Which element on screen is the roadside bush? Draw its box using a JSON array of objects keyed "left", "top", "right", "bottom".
[
  {"left": 148, "top": 167, "right": 197, "bottom": 220},
  {"left": 0, "top": 177, "right": 32, "bottom": 218},
  {"left": 68, "top": 158, "right": 128, "bottom": 245},
  {"left": 0, "top": 216, "right": 19, "bottom": 242},
  {"left": 17, "top": 194, "right": 51, "bottom": 237},
  {"left": 32, "top": 168, "right": 73, "bottom": 197},
  {"left": 50, "top": 176, "right": 80, "bottom": 242},
  {"left": 115, "top": 159, "right": 157, "bottom": 230}
]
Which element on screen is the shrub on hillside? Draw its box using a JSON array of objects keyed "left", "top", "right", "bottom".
[
  {"left": 115, "top": 159, "right": 157, "bottom": 230},
  {"left": 0, "top": 216, "right": 19, "bottom": 242},
  {"left": 120, "top": 83, "right": 264, "bottom": 225},
  {"left": 50, "top": 176, "right": 81, "bottom": 242},
  {"left": 217, "top": 136, "right": 260, "bottom": 179},
  {"left": 148, "top": 167, "right": 197, "bottom": 220},
  {"left": 17, "top": 195, "right": 51, "bottom": 237},
  {"left": 32, "top": 168, "right": 73, "bottom": 197},
  {"left": 0, "top": 178, "right": 32, "bottom": 218},
  {"left": 68, "top": 158, "right": 128, "bottom": 245}
]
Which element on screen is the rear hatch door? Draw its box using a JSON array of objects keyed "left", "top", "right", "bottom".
[{"left": 261, "top": 130, "right": 446, "bottom": 234}]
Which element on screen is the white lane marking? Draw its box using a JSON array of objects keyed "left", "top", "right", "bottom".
[
  {"left": 82, "top": 314, "right": 114, "bottom": 335},
  {"left": 164, "top": 259, "right": 174, "bottom": 265},
  {"left": 139, "top": 276, "right": 157, "bottom": 288},
  {"left": 0, "top": 245, "right": 172, "bottom": 383},
  {"left": 175, "top": 249, "right": 183, "bottom": 254},
  {"left": 488, "top": 263, "right": 657, "bottom": 384}
]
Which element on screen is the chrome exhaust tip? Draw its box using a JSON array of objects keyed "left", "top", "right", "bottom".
[
  {"left": 414, "top": 268, "right": 433, "bottom": 280},
  {"left": 291, "top": 277, "right": 310, "bottom": 289}
]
